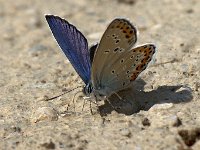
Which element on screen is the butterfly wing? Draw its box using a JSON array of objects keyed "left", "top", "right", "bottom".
[
  {"left": 91, "top": 18, "right": 137, "bottom": 92},
  {"left": 45, "top": 15, "right": 91, "bottom": 84},
  {"left": 89, "top": 43, "right": 98, "bottom": 64},
  {"left": 104, "top": 44, "right": 156, "bottom": 92}
]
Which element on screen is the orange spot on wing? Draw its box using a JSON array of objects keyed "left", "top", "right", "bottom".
[
  {"left": 130, "top": 73, "right": 138, "bottom": 81},
  {"left": 130, "top": 45, "right": 156, "bottom": 82}
]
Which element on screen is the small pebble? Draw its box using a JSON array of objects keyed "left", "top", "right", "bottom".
[
  {"left": 37, "top": 95, "right": 49, "bottom": 101},
  {"left": 172, "top": 117, "right": 182, "bottom": 127},
  {"left": 32, "top": 107, "right": 58, "bottom": 123},
  {"left": 117, "top": 0, "right": 136, "bottom": 5},
  {"left": 41, "top": 140, "right": 55, "bottom": 149},
  {"left": 195, "top": 82, "right": 200, "bottom": 91},
  {"left": 119, "top": 128, "right": 132, "bottom": 138},
  {"left": 149, "top": 103, "right": 173, "bottom": 111},
  {"left": 29, "top": 44, "right": 48, "bottom": 52},
  {"left": 142, "top": 117, "right": 151, "bottom": 126}
]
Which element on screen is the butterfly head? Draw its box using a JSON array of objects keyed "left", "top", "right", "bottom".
[
  {"left": 83, "top": 82, "right": 93, "bottom": 96},
  {"left": 83, "top": 83, "right": 109, "bottom": 101}
]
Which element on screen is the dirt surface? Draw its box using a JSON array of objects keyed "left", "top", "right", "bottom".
[{"left": 0, "top": 0, "right": 200, "bottom": 149}]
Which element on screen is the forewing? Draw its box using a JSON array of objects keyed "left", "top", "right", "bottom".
[
  {"left": 91, "top": 18, "right": 137, "bottom": 88},
  {"left": 104, "top": 44, "right": 156, "bottom": 92},
  {"left": 46, "top": 15, "right": 91, "bottom": 84}
]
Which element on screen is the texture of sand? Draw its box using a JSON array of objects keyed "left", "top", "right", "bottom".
[{"left": 0, "top": 0, "right": 200, "bottom": 149}]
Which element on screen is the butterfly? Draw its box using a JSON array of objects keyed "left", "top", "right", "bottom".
[{"left": 45, "top": 15, "right": 156, "bottom": 102}]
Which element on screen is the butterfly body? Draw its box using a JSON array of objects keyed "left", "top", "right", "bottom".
[
  {"left": 45, "top": 15, "right": 156, "bottom": 102},
  {"left": 83, "top": 82, "right": 108, "bottom": 101}
]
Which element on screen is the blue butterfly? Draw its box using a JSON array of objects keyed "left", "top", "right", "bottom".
[{"left": 45, "top": 15, "right": 156, "bottom": 102}]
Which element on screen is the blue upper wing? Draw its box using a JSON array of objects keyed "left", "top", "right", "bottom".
[{"left": 45, "top": 15, "right": 91, "bottom": 84}]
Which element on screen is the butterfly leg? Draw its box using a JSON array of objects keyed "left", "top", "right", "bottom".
[
  {"left": 105, "top": 98, "right": 116, "bottom": 110},
  {"left": 66, "top": 90, "right": 82, "bottom": 112},
  {"left": 113, "top": 92, "right": 126, "bottom": 102},
  {"left": 90, "top": 101, "right": 94, "bottom": 115},
  {"left": 94, "top": 97, "right": 100, "bottom": 114},
  {"left": 82, "top": 96, "right": 91, "bottom": 112},
  {"left": 89, "top": 95, "right": 100, "bottom": 115},
  {"left": 82, "top": 98, "right": 86, "bottom": 111}
]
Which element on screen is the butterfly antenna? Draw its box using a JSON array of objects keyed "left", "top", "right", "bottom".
[
  {"left": 46, "top": 85, "right": 83, "bottom": 101},
  {"left": 151, "top": 59, "right": 179, "bottom": 67}
]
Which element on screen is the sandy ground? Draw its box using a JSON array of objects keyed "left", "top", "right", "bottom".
[{"left": 0, "top": 0, "right": 200, "bottom": 149}]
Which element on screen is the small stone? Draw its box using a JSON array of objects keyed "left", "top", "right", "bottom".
[
  {"left": 117, "top": 0, "right": 136, "bottom": 5},
  {"left": 186, "top": 9, "right": 194, "bottom": 14},
  {"left": 32, "top": 107, "right": 58, "bottom": 123},
  {"left": 29, "top": 44, "right": 48, "bottom": 52},
  {"left": 12, "top": 126, "right": 21, "bottom": 132},
  {"left": 40, "top": 80, "right": 46, "bottom": 84},
  {"left": 195, "top": 82, "right": 200, "bottom": 91},
  {"left": 178, "top": 129, "right": 200, "bottom": 147},
  {"left": 172, "top": 117, "right": 182, "bottom": 127},
  {"left": 149, "top": 103, "right": 173, "bottom": 111},
  {"left": 41, "top": 140, "right": 55, "bottom": 149},
  {"left": 119, "top": 128, "right": 132, "bottom": 138},
  {"left": 142, "top": 118, "right": 151, "bottom": 126},
  {"left": 37, "top": 95, "right": 49, "bottom": 101},
  {"left": 176, "top": 86, "right": 192, "bottom": 93}
]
